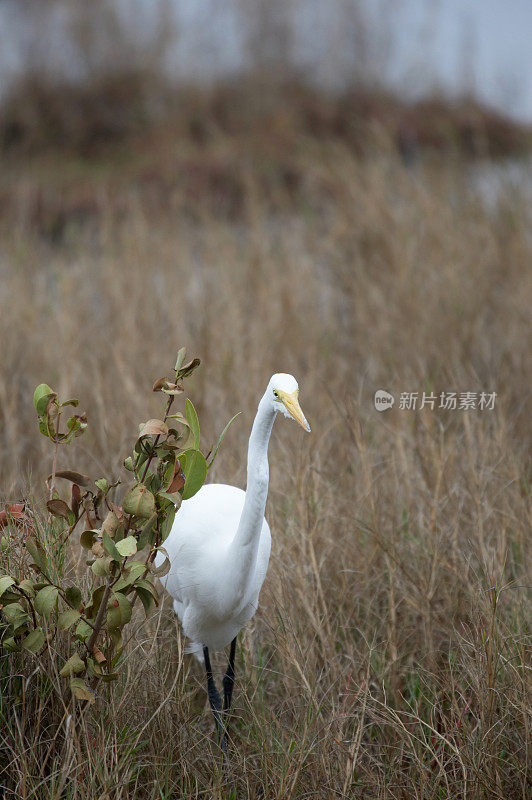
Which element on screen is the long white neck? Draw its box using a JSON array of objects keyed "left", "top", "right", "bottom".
[{"left": 224, "top": 393, "right": 275, "bottom": 609}]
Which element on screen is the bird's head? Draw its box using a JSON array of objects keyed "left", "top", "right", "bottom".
[{"left": 267, "top": 373, "right": 310, "bottom": 432}]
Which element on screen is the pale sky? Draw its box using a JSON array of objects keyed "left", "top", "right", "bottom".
[{"left": 0, "top": 0, "right": 531, "bottom": 121}]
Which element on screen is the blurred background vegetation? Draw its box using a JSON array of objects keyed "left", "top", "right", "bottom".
[{"left": 0, "top": 1, "right": 530, "bottom": 798}]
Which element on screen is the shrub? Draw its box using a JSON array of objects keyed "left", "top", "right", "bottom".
[{"left": 0, "top": 350, "right": 233, "bottom": 707}]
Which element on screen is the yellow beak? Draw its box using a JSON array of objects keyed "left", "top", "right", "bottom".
[{"left": 279, "top": 390, "right": 311, "bottom": 432}]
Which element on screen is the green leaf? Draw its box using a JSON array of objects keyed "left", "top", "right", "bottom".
[
  {"left": 107, "top": 593, "right": 132, "bottom": 629},
  {"left": 65, "top": 414, "right": 88, "bottom": 439},
  {"left": 25, "top": 537, "right": 46, "bottom": 571},
  {"left": 108, "top": 627, "right": 123, "bottom": 656},
  {"left": 135, "top": 586, "right": 155, "bottom": 617},
  {"left": 174, "top": 346, "right": 187, "bottom": 373},
  {"left": 160, "top": 459, "right": 176, "bottom": 491},
  {"left": 102, "top": 531, "right": 122, "bottom": 562},
  {"left": 61, "top": 398, "right": 79, "bottom": 408},
  {"left": 100, "top": 673, "right": 119, "bottom": 683},
  {"left": 166, "top": 412, "right": 190, "bottom": 428},
  {"left": 18, "top": 579, "right": 35, "bottom": 598},
  {"left": 113, "top": 562, "right": 145, "bottom": 592},
  {"left": 58, "top": 608, "right": 81, "bottom": 630},
  {"left": 0, "top": 590, "right": 20, "bottom": 604},
  {"left": 123, "top": 484, "right": 155, "bottom": 519},
  {"left": 160, "top": 504, "right": 176, "bottom": 542},
  {"left": 136, "top": 514, "right": 157, "bottom": 551},
  {"left": 185, "top": 398, "right": 200, "bottom": 449},
  {"left": 158, "top": 491, "right": 181, "bottom": 503},
  {"left": 151, "top": 548, "right": 171, "bottom": 577},
  {"left": 91, "top": 557, "right": 112, "bottom": 577},
  {"left": 83, "top": 586, "right": 105, "bottom": 620},
  {"left": 123, "top": 456, "right": 135, "bottom": 472},
  {"left": 180, "top": 449, "right": 207, "bottom": 500},
  {"left": 95, "top": 478, "right": 109, "bottom": 494},
  {"left": 2, "top": 637, "right": 19, "bottom": 652},
  {"left": 22, "top": 628, "right": 45, "bottom": 653},
  {"left": 2, "top": 602, "right": 30, "bottom": 631},
  {"left": 80, "top": 530, "right": 98, "bottom": 550},
  {"left": 207, "top": 411, "right": 243, "bottom": 468},
  {"left": 33, "top": 384, "right": 56, "bottom": 416},
  {"left": 86, "top": 657, "right": 102, "bottom": 678},
  {"left": 39, "top": 413, "right": 57, "bottom": 440},
  {"left": 65, "top": 585, "right": 82, "bottom": 609},
  {"left": 34, "top": 585, "right": 58, "bottom": 618},
  {"left": 0, "top": 576, "right": 16, "bottom": 597},
  {"left": 115, "top": 536, "right": 137, "bottom": 557},
  {"left": 135, "top": 578, "right": 159, "bottom": 601},
  {"left": 75, "top": 620, "right": 92, "bottom": 641},
  {"left": 70, "top": 677, "right": 95, "bottom": 703},
  {"left": 60, "top": 652, "right": 85, "bottom": 676}
]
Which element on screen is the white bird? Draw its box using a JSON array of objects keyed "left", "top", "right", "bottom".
[{"left": 156, "top": 373, "right": 310, "bottom": 747}]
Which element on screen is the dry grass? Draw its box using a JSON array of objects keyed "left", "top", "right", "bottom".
[{"left": 0, "top": 124, "right": 530, "bottom": 799}]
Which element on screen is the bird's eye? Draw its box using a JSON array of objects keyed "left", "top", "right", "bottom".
[{"left": 273, "top": 390, "right": 279, "bottom": 399}]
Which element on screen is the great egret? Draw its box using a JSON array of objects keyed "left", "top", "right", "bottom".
[{"left": 156, "top": 373, "right": 310, "bottom": 748}]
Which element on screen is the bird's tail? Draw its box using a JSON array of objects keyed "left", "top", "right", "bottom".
[
  {"left": 185, "top": 640, "right": 204, "bottom": 664},
  {"left": 170, "top": 600, "right": 204, "bottom": 663}
]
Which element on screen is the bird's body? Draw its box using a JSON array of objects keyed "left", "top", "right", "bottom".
[
  {"left": 155, "top": 372, "right": 310, "bottom": 752},
  {"left": 158, "top": 483, "right": 271, "bottom": 655}
]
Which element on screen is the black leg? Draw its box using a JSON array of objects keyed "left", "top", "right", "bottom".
[
  {"left": 203, "top": 645, "right": 226, "bottom": 752},
  {"left": 223, "top": 637, "right": 237, "bottom": 712}
]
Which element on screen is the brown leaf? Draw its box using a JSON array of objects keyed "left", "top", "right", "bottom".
[
  {"left": 85, "top": 500, "right": 98, "bottom": 529},
  {"left": 152, "top": 376, "right": 168, "bottom": 392},
  {"left": 51, "top": 470, "right": 91, "bottom": 486},
  {"left": 92, "top": 645, "right": 106, "bottom": 664},
  {"left": 176, "top": 358, "right": 201, "bottom": 379},
  {"left": 46, "top": 394, "right": 59, "bottom": 418},
  {"left": 109, "top": 502, "right": 124, "bottom": 520},
  {"left": 161, "top": 384, "right": 184, "bottom": 396},
  {"left": 91, "top": 540, "right": 105, "bottom": 558},
  {"left": 140, "top": 419, "right": 169, "bottom": 438},
  {"left": 101, "top": 510, "right": 119, "bottom": 537},
  {"left": 46, "top": 499, "right": 71, "bottom": 519}
]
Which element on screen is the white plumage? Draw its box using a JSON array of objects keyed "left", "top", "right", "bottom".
[
  {"left": 159, "top": 483, "right": 271, "bottom": 656},
  {"left": 155, "top": 373, "right": 310, "bottom": 659}
]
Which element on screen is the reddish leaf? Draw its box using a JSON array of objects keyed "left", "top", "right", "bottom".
[
  {"left": 0, "top": 503, "right": 27, "bottom": 529},
  {"left": 6, "top": 503, "right": 25, "bottom": 514},
  {"left": 92, "top": 645, "right": 106, "bottom": 664},
  {"left": 71, "top": 484, "right": 81, "bottom": 516},
  {"left": 168, "top": 462, "right": 186, "bottom": 493}
]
